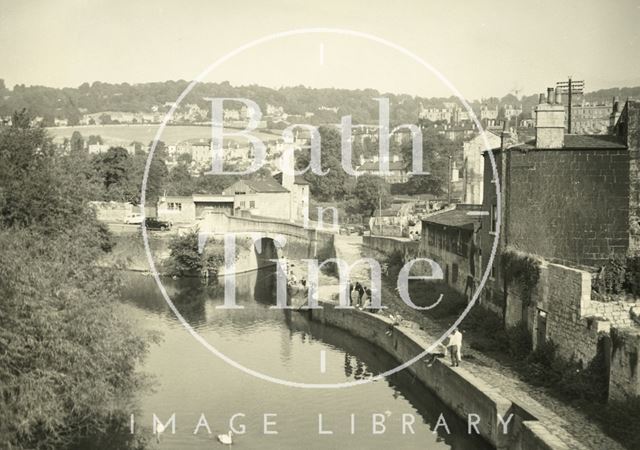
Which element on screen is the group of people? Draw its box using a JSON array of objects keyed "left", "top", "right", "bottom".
[{"left": 348, "top": 281, "right": 377, "bottom": 310}]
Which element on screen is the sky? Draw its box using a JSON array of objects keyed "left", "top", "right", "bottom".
[{"left": 1, "top": 0, "right": 639, "bottom": 100}]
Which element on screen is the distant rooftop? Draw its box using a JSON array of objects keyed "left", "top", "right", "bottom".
[
  {"left": 422, "top": 205, "right": 482, "bottom": 230},
  {"left": 242, "top": 177, "right": 290, "bottom": 193}
]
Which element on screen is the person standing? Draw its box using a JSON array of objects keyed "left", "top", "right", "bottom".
[{"left": 446, "top": 328, "right": 462, "bottom": 367}]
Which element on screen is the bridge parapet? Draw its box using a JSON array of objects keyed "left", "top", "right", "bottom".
[{"left": 197, "top": 212, "right": 335, "bottom": 261}]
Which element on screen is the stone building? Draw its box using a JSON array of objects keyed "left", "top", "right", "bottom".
[
  {"left": 157, "top": 194, "right": 234, "bottom": 223},
  {"left": 420, "top": 205, "right": 482, "bottom": 297},
  {"left": 475, "top": 88, "right": 640, "bottom": 390},
  {"left": 222, "top": 178, "right": 293, "bottom": 221},
  {"left": 461, "top": 130, "right": 502, "bottom": 205},
  {"left": 479, "top": 90, "right": 640, "bottom": 298},
  {"left": 357, "top": 155, "right": 408, "bottom": 184}
]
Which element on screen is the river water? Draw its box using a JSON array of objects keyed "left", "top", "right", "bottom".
[{"left": 121, "top": 268, "right": 492, "bottom": 449}]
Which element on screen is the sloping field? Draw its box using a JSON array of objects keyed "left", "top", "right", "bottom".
[{"left": 47, "top": 124, "right": 281, "bottom": 146}]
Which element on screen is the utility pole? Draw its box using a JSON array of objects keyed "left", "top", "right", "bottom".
[
  {"left": 447, "top": 155, "right": 452, "bottom": 204},
  {"left": 378, "top": 191, "right": 382, "bottom": 235},
  {"left": 556, "top": 77, "right": 584, "bottom": 134},
  {"left": 568, "top": 76, "right": 573, "bottom": 134}
]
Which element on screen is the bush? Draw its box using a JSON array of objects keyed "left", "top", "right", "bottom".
[
  {"left": 505, "top": 322, "right": 532, "bottom": 360},
  {"left": 593, "top": 255, "right": 640, "bottom": 297},
  {"left": 501, "top": 248, "right": 541, "bottom": 305},
  {"left": 166, "top": 230, "right": 203, "bottom": 276},
  {"left": 522, "top": 339, "right": 609, "bottom": 403}
]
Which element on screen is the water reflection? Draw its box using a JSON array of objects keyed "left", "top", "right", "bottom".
[{"left": 120, "top": 268, "right": 492, "bottom": 449}]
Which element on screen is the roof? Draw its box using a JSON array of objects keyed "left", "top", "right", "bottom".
[
  {"left": 272, "top": 172, "right": 310, "bottom": 185},
  {"left": 422, "top": 207, "right": 481, "bottom": 230},
  {"left": 358, "top": 160, "right": 406, "bottom": 171},
  {"left": 192, "top": 194, "right": 234, "bottom": 203},
  {"left": 240, "top": 178, "right": 289, "bottom": 193},
  {"left": 509, "top": 134, "right": 626, "bottom": 151}
]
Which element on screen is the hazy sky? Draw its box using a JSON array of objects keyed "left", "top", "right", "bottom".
[{"left": 1, "top": 0, "right": 639, "bottom": 99}]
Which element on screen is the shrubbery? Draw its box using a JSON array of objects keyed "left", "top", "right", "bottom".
[
  {"left": 166, "top": 229, "right": 225, "bottom": 278},
  {"left": 0, "top": 114, "right": 151, "bottom": 449},
  {"left": 593, "top": 254, "right": 640, "bottom": 298},
  {"left": 501, "top": 247, "right": 541, "bottom": 305}
]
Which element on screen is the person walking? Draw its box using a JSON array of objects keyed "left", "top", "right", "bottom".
[{"left": 446, "top": 328, "right": 463, "bottom": 367}]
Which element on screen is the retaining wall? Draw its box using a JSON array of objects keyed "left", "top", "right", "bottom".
[{"left": 307, "top": 302, "right": 569, "bottom": 449}]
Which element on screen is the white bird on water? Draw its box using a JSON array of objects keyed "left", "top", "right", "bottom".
[
  {"left": 217, "top": 430, "right": 233, "bottom": 445},
  {"left": 155, "top": 422, "right": 166, "bottom": 444}
]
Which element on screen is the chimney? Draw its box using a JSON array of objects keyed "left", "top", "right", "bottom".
[
  {"left": 554, "top": 88, "right": 562, "bottom": 105},
  {"left": 610, "top": 96, "right": 622, "bottom": 128},
  {"left": 535, "top": 88, "right": 565, "bottom": 148}
]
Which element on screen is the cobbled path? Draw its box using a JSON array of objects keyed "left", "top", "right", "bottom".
[{"left": 328, "top": 234, "right": 626, "bottom": 450}]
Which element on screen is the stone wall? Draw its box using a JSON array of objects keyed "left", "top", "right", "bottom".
[
  {"left": 616, "top": 100, "right": 640, "bottom": 256},
  {"left": 363, "top": 235, "right": 419, "bottom": 259},
  {"left": 90, "top": 201, "right": 133, "bottom": 222},
  {"left": 544, "top": 263, "right": 611, "bottom": 365},
  {"left": 609, "top": 327, "right": 640, "bottom": 401},
  {"left": 198, "top": 212, "right": 336, "bottom": 261},
  {"left": 507, "top": 148, "right": 630, "bottom": 267},
  {"left": 532, "top": 262, "right": 640, "bottom": 379},
  {"left": 308, "top": 301, "right": 570, "bottom": 449}
]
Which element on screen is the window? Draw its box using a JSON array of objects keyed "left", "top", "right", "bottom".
[
  {"left": 239, "top": 201, "right": 246, "bottom": 208},
  {"left": 490, "top": 263, "right": 496, "bottom": 279},
  {"left": 452, "top": 263, "right": 459, "bottom": 283},
  {"left": 168, "top": 202, "right": 182, "bottom": 211},
  {"left": 249, "top": 200, "right": 256, "bottom": 209}
]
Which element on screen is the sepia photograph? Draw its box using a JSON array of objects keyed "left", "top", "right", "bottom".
[{"left": 1, "top": 1, "right": 640, "bottom": 449}]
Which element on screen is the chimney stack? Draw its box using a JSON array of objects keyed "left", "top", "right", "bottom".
[
  {"left": 535, "top": 87, "right": 565, "bottom": 148},
  {"left": 610, "top": 96, "right": 622, "bottom": 129},
  {"left": 554, "top": 89, "right": 562, "bottom": 105}
]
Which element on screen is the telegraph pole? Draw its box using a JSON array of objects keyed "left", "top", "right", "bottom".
[
  {"left": 556, "top": 77, "right": 584, "bottom": 134},
  {"left": 447, "top": 155, "right": 452, "bottom": 204},
  {"left": 568, "top": 76, "right": 573, "bottom": 134}
]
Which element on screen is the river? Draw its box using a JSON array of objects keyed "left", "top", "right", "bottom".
[{"left": 121, "top": 268, "right": 492, "bottom": 449}]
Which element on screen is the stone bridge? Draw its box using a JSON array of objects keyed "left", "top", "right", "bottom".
[{"left": 196, "top": 212, "right": 336, "bottom": 273}]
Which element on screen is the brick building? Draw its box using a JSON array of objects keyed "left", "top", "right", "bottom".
[{"left": 478, "top": 88, "right": 640, "bottom": 314}]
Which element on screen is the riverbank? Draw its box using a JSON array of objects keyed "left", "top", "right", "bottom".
[{"left": 330, "top": 235, "right": 626, "bottom": 450}]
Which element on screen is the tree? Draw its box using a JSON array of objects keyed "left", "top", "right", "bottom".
[
  {"left": 87, "top": 134, "right": 103, "bottom": 145},
  {"left": 166, "top": 229, "right": 204, "bottom": 276},
  {"left": 349, "top": 175, "right": 391, "bottom": 217},
  {"left": 70, "top": 130, "right": 84, "bottom": 153},
  {"left": 299, "top": 126, "right": 350, "bottom": 201},
  {"left": 93, "top": 146, "right": 130, "bottom": 200},
  {"left": 399, "top": 125, "right": 457, "bottom": 196},
  {"left": 0, "top": 114, "right": 150, "bottom": 449}
]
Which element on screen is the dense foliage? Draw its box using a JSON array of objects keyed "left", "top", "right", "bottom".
[
  {"left": 2, "top": 78, "right": 638, "bottom": 127},
  {"left": 166, "top": 230, "right": 225, "bottom": 278},
  {"left": 593, "top": 255, "right": 640, "bottom": 298},
  {"left": 0, "top": 112, "right": 151, "bottom": 449},
  {"left": 501, "top": 247, "right": 541, "bottom": 305}
]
